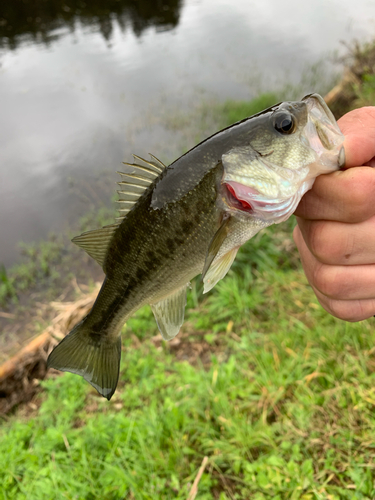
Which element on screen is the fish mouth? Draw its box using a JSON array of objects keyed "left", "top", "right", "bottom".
[
  {"left": 223, "top": 180, "right": 300, "bottom": 221},
  {"left": 224, "top": 181, "right": 256, "bottom": 213},
  {"left": 224, "top": 181, "right": 276, "bottom": 212},
  {"left": 302, "top": 93, "right": 345, "bottom": 171},
  {"left": 302, "top": 93, "right": 337, "bottom": 127}
]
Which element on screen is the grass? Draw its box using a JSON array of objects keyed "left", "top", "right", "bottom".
[
  {"left": 0, "top": 265, "right": 17, "bottom": 306},
  {"left": 1, "top": 258, "right": 375, "bottom": 499},
  {"left": 0, "top": 237, "right": 65, "bottom": 307},
  {"left": 214, "top": 93, "right": 281, "bottom": 129},
  {"left": 0, "top": 206, "right": 115, "bottom": 308},
  {"left": 353, "top": 73, "right": 375, "bottom": 109},
  {"left": 328, "top": 39, "right": 375, "bottom": 119},
  {"left": 2, "top": 88, "right": 375, "bottom": 498}
]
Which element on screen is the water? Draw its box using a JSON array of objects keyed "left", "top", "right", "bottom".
[{"left": 0, "top": 0, "right": 374, "bottom": 267}]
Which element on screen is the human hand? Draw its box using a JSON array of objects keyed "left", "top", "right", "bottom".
[{"left": 293, "top": 106, "right": 375, "bottom": 321}]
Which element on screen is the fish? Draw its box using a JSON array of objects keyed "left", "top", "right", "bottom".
[{"left": 47, "top": 93, "right": 345, "bottom": 400}]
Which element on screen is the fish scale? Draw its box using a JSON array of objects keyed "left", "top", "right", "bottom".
[{"left": 104, "top": 164, "right": 223, "bottom": 313}]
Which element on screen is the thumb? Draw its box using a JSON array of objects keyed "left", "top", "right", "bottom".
[{"left": 338, "top": 107, "right": 375, "bottom": 168}]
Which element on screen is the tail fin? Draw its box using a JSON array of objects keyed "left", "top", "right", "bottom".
[{"left": 47, "top": 318, "right": 121, "bottom": 400}]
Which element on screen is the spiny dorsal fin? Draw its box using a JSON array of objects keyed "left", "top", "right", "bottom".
[
  {"left": 150, "top": 283, "right": 190, "bottom": 341},
  {"left": 72, "top": 224, "right": 118, "bottom": 268},
  {"left": 73, "top": 154, "right": 167, "bottom": 265},
  {"left": 132, "top": 153, "right": 166, "bottom": 173},
  {"left": 116, "top": 154, "right": 167, "bottom": 222}
]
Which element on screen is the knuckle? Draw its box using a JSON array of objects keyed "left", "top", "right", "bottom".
[
  {"left": 325, "top": 299, "right": 369, "bottom": 322},
  {"left": 312, "top": 264, "right": 342, "bottom": 298},
  {"left": 308, "top": 222, "right": 334, "bottom": 262},
  {"left": 342, "top": 169, "right": 375, "bottom": 221},
  {"left": 308, "top": 222, "right": 354, "bottom": 264}
]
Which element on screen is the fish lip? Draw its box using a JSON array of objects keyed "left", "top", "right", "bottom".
[
  {"left": 338, "top": 146, "right": 346, "bottom": 168},
  {"left": 301, "top": 93, "right": 345, "bottom": 171},
  {"left": 223, "top": 179, "right": 289, "bottom": 214},
  {"left": 222, "top": 179, "right": 304, "bottom": 222},
  {"left": 302, "top": 93, "right": 337, "bottom": 126}
]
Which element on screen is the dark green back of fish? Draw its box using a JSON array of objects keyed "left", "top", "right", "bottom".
[{"left": 102, "top": 162, "right": 224, "bottom": 314}]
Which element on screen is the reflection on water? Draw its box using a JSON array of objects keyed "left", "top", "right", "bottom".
[
  {"left": 0, "top": 0, "right": 374, "bottom": 268},
  {"left": 0, "top": 0, "right": 182, "bottom": 48}
]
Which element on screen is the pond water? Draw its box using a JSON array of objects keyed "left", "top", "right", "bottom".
[{"left": 0, "top": 0, "right": 374, "bottom": 267}]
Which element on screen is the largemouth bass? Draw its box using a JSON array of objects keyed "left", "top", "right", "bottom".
[{"left": 47, "top": 94, "right": 345, "bottom": 399}]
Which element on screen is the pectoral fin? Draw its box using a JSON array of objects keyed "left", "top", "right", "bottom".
[
  {"left": 202, "top": 215, "right": 269, "bottom": 293},
  {"left": 202, "top": 217, "right": 231, "bottom": 279},
  {"left": 151, "top": 283, "right": 190, "bottom": 341},
  {"left": 203, "top": 247, "right": 239, "bottom": 293},
  {"left": 202, "top": 217, "right": 239, "bottom": 293}
]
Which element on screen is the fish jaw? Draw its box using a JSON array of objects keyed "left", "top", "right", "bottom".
[
  {"left": 221, "top": 147, "right": 312, "bottom": 222},
  {"left": 301, "top": 93, "right": 346, "bottom": 176},
  {"left": 224, "top": 178, "right": 312, "bottom": 223}
]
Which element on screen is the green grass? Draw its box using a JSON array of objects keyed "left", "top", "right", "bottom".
[
  {"left": 353, "top": 73, "right": 375, "bottom": 108},
  {"left": 0, "top": 265, "right": 17, "bottom": 305},
  {"left": 1, "top": 224, "right": 375, "bottom": 499},
  {"left": 0, "top": 237, "right": 65, "bottom": 307},
  {"left": 0, "top": 206, "right": 115, "bottom": 308},
  {"left": 215, "top": 93, "right": 281, "bottom": 129}
]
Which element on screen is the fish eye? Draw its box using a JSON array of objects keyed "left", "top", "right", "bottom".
[{"left": 273, "top": 112, "right": 296, "bottom": 135}]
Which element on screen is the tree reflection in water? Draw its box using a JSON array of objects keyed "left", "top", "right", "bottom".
[{"left": 0, "top": 0, "right": 182, "bottom": 49}]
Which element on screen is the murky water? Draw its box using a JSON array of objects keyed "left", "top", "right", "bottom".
[{"left": 0, "top": 0, "right": 374, "bottom": 267}]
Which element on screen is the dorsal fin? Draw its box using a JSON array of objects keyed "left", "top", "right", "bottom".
[
  {"left": 72, "top": 224, "right": 118, "bottom": 268},
  {"left": 116, "top": 154, "right": 167, "bottom": 222},
  {"left": 73, "top": 154, "right": 167, "bottom": 266},
  {"left": 132, "top": 153, "right": 166, "bottom": 173}
]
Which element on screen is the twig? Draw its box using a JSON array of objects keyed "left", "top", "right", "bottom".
[
  {"left": 0, "top": 311, "right": 16, "bottom": 319},
  {"left": 62, "top": 433, "right": 71, "bottom": 452},
  {"left": 0, "top": 286, "right": 100, "bottom": 414},
  {"left": 187, "top": 456, "right": 209, "bottom": 500}
]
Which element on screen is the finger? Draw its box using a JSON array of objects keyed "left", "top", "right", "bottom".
[
  {"left": 294, "top": 166, "right": 375, "bottom": 222},
  {"left": 311, "top": 285, "right": 375, "bottom": 322},
  {"left": 294, "top": 224, "right": 375, "bottom": 300},
  {"left": 338, "top": 107, "right": 375, "bottom": 168},
  {"left": 296, "top": 215, "right": 375, "bottom": 266}
]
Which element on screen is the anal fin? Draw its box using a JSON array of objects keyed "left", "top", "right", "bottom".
[{"left": 150, "top": 283, "right": 190, "bottom": 341}]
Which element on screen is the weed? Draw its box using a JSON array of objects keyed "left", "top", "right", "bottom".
[
  {"left": 0, "top": 264, "right": 17, "bottom": 306},
  {"left": 353, "top": 73, "right": 375, "bottom": 108}
]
